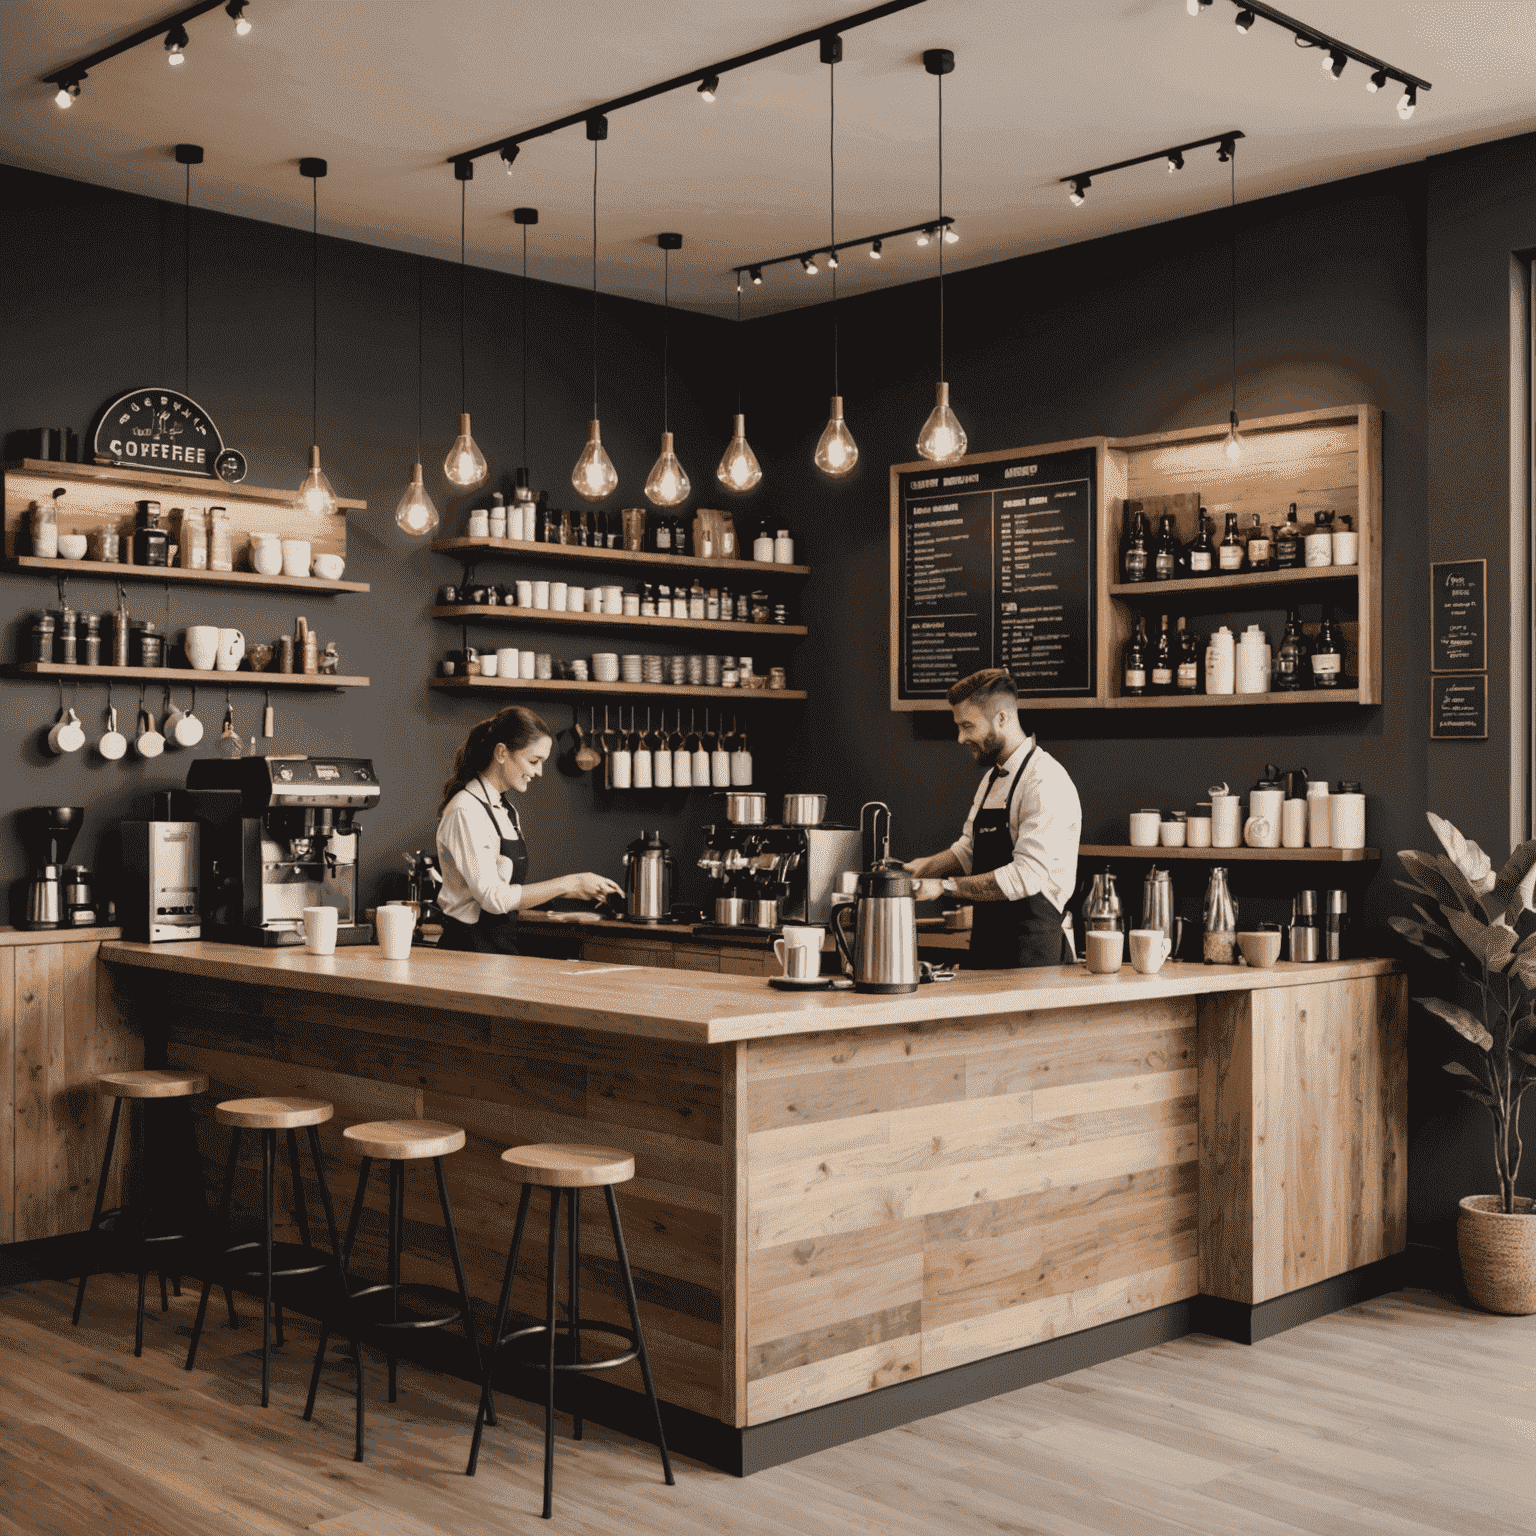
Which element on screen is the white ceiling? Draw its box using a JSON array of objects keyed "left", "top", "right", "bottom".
[{"left": 4, "top": 0, "right": 1534, "bottom": 317}]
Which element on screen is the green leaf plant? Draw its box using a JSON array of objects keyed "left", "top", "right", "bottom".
[{"left": 1393, "top": 814, "right": 1536, "bottom": 1214}]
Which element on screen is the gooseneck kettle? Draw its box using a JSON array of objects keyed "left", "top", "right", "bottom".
[{"left": 832, "top": 861, "right": 919, "bottom": 993}]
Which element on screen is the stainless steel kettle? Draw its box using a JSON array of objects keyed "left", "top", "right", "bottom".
[
  {"left": 1141, "top": 867, "right": 1184, "bottom": 957},
  {"left": 832, "top": 862, "right": 919, "bottom": 993},
  {"left": 1083, "top": 867, "right": 1124, "bottom": 933},
  {"left": 622, "top": 830, "right": 674, "bottom": 924}
]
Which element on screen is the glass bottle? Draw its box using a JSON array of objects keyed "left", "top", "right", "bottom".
[
  {"left": 1245, "top": 513, "right": 1271, "bottom": 570},
  {"left": 1150, "top": 613, "right": 1176, "bottom": 693},
  {"left": 1275, "top": 504, "right": 1302, "bottom": 568},
  {"left": 1122, "top": 511, "right": 1150, "bottom": 583},
  {"left": 1305, "top": 508, "right": 1335, "bottom": 567},
  {"left": 1274, "top": 609, "right": 1308, "bottom": 691},
  {"left": 688, "top": 579, "right": 707, "bottom": 620},
  {"left": 655, "top": 513, "right": 672, "bottom": 554},
  {"left": 1122, "top": 615, "right": 1149, "bottom": 696},
  {"left": 1310, "top": 610, "right": 1344, "bottom": 689},
  {"left": 29, "top": 498, "right": 59, "bottom": 558},
  {"left": 133, "top": 501, "right": 169, "bottom": 567},
  {"left": 1218, "top": 510, "right": 1244, "bottom": 573},
  {"left": 1175, "top": 617, "right": 1202, "bottom": 693},
  {"left": 1152, "top": 515, "right": 1179, "bottom": 580},
  {"left": 1187, "top": 513, "right": 1215, "bottom": 576}
]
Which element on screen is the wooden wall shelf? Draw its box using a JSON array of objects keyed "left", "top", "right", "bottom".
[
  {"left": 432, "top": 604, "right": 805, "bottom": 639},
  {"left": 432, "top": 536, "right": 809, "bottom": 579},
  {"left": 3, "top": 663, "right": 369, "bottom": 688},
  {"left": 7, "top": 555, "right": 368, "bottom": 595},
  {"left": 5, "top": 459, "right": 367, "bottom": 510},
  {"left": 1104, "top": 687, "right": 1364, "bottom": 710},
  {"left": 430, "top": 676, "right": 805, "bottom": 701},
  {"left": 1080, "top": 843, "right": 1380, "bottom": 863},
  {"left": 1107, "top": 566, "right": 1357, "bottom": 600}
]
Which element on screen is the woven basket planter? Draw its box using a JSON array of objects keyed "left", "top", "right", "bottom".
[{"left": 1457, "top": 1195, "right": 1536, "bottom": 1315}]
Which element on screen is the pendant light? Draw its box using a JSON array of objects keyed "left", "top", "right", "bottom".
[
  {"left": 572, "top": 119, "right": 619, "bottom": 501},
  {"left": 813, "top": 34, "right": 857, "bottom": 478},
  {"left": 915, "top": 50, "right": 967, "bottom": 463},
  {"left": 512, "top": 206, "right": 539, "bottom": 509},
  {"left": 715, "top": 275, "right": 762, "bottom": 491},
  {"left": 644, "top": 232, "right": 691, "bottom": 506},
  {"left": 294, "top": 157, "right": 337, "bottom": 516},
  {"left": 394, "top": 256, "right": 440, "bottom": 535},
  {"left": 1222, "top": 138, "right": 1245, "bottom": 461},
  {"left": 443, "top": 161, "right": 488, "bottom": 488}
]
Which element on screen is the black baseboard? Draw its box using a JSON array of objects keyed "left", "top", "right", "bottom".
[{"left": 0, "top": 1237, "right": 1441, "bottom": 1476}]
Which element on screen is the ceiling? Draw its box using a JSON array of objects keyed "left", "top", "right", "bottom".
[{"left": 4, "top": 0, "right": 1534, "bottom": 317}]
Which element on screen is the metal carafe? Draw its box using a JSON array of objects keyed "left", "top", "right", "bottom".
[
  {"left": 24, "top": 863, "right": 62, "bottom": 929},
  {"left": 622, "top": 830, "right": 674, "bottom": 924},
  {"left": 1083, "top": 867, "right": 1124, "bottom": 933},
  {"left": 1202, "top": 866, "right": 1239, "bottom": 964},
  {"left": 1141, "top": 867, "right": 1184, "bottom": 957},
  {"left": 832, "top": 862, "right": 919, "bottom": 993}
]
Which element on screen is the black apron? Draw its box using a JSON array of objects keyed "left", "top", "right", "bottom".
[
  {"left": 964, "top": 746, "right": 1069, "bottom": 970},
  {"left": 437, "top": 784, "right": 528, "bottom": 956}
]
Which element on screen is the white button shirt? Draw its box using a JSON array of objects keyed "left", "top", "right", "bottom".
[
  {"left": 948, "top": 737, "right": 1081, "bottom": 913},
  {"left": 435, "top": 777, "right": 524, "bottom": 924}
]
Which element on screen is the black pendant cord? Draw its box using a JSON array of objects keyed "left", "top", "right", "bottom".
[
  {"left": 1229, "top": 142, "right": 1238, "bottom": 418},
  {"left": 937, "top": 68, "right": 945, "bottom": 383},
  {"left": 416, "top": 255, "right": 424, "bottom": 464},
  {"left": 735, "top": 277, "right": 743, "bottom": 417},
  {"left": 459, "top": 178, "right": 468, "bottom": 416},
  {"left": 521, "top": 221, "right": 529, "bottom": 466},
  {"left": 662, "top": 247, "right": 670, "bottom": 434},
  {"left": 590, "top": 139, "right": 599, "bottom": 421},
  {"left": 310, "top": 174, "right": 319, "bottom": 447},
  {"left": 183, "top": 160, "right": 191, "bottom": 392},
  {"left": 829, "top": 56, "right": 839, "bottom": 397}
]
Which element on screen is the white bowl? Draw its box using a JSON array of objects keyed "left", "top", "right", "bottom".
[
  {"left": 310, "top": 553, "right": 346, "bottom": 581},
  {"left": 57, "top": 534, "right": 88, "bottom": 560}
]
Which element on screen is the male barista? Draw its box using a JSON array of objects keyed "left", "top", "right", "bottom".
[{"left": 906, "top": 668, "right": 1081, "bottom": 969}]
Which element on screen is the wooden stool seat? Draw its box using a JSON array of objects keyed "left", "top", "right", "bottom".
[
  {"left": 500, "top": 1143, "right": 634, "bottom": 1188},
  {"left": 98, "top": 1069, "right": 208, "bottom": 1100},
  {"left": 343, "top": 1120, "right": 465, "bottom": 1161},
  {"left": 215, "top": 1096, "right": 334, "bottom": 1131}
]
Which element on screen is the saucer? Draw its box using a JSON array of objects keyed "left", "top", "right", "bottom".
[{"left": 768, "top": 975, "right": 832, "bottom": 991}]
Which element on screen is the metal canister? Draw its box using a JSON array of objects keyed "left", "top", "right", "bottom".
[
  {"left": 112, "top": 604, "right": 131, "bottom": 666},
  {"left": 57, "top": 607, "right": 77, "bottom": 665},
  {"left": 278, "top": 635, "right": 295, "bottom": 673},
  {"left": 28, "top": 612, "right": 56, "bottom": 662},
  {"left": 81, "top": 613, "right": 102, "bottom": 667},
  {"left": 131, "top": 621, "right": 164, "bottom": 669}
]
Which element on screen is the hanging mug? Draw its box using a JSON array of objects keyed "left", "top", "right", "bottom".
[
  {"left": 98, "top": 706, "right": 127, "bottom": 761},
  {"left": 165, "top": 698, "right": 204, "bottom": 747},
  {"left": 47, "top": 706, "right": 86, "bottom": 755},
  {"left": 135, "top": 707, "right": 165, "bottom": 758}
]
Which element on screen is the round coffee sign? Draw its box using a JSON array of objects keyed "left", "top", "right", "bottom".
[
  {"left": 214, "top": 448, "right": 248, "bottom": 483},
  {"left": 92, "top": 388, "right": 226, "bottom": 477}
]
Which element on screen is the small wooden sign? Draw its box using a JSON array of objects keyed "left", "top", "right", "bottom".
[
  {"left": 1431, "top": 673, "right": 1488, "bottom": 739},
  {"left": 1431, "top": 558, "right": 1486, "bottom": 672}
]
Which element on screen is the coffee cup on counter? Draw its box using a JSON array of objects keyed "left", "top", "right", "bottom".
[
  {"left": 1085, "top": 929, "right": 1124, "bottom": 974},
  {"left": 1129, "top": 929, "right": 1172, "bottom": 975},
  {"left": 773, "top": 924, "right": 823, "bottom": 980},
  {"left": 374, "top": 904, "right": 415, "bottom": 961},
  {"left": 1129, "top": 810, "right": 1161, "bottom": 847},
  {"left": 303, "top": 905, "right": 339, "bottom": 956},
  {"left": 1238, "top": 930, "right": 1282, "bottom": 968}
]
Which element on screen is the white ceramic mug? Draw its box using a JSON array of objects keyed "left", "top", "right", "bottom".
[
  {"left": 303, "top": 905, "right": 339, "bottom": 955},
  {"left": 251, "top": 534, "right": 283, "bottom": 575},
  {"left": 1086, "top": 930, "right": 1124, "bottom": 974},
  {"left": 216, "top": 628, "right": 245, "bottom": 672},
  {"left": 1249, "top": 788, "right": 1285, "bottom": 843},
  {"left": 1159, "top": 820, "right": 1187, "bottom": 848},
  {"left": 1129, "top": 929, "right": 1172, "bottom": 975},
  {"left": 1129, "top": 810, "right": 1161, "bottom": 847},
  {"left": 773, "top": 925, "right": 823, "bottom": 978},
  {"left": 97, "top": 707, "right": 127, "bottom": 761},
  {"left": 135, "top": 709, "right": 165, "bottom": 758},
  {"left": 375, "top": 904, "right": 415, "bottom": 961},
  {"left": 479, "top": 652, "right": 499, "bottom": 678},
  {"left": 185, "top": 625, "right": 220, "bottom": 671},
  {"left": 1244, "top": 815, "right": 1273, "bottom": 848},
  {"left": 496, "top": 647, "right": 518, "bottom": 677},
  {"left": 1187, "top": 816, "right": 1212, "bottom": 848},
  {"left": 281, "top": 539, "right": 312, "bottom": 578},
  {"left": 1211, "top": 794, "right": 1242, "bottom": 848},
  {"left": 47, "top": 707, "right": 86, "bottom": 755},
  {"left": 311, "top": 552, "right": 345, "bottom": 580}
]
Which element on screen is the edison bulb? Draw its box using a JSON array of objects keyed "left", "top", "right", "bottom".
[
  {"left": 294, "top": 446, "right": 337, "bottom": 516},
  {"left": 716, "top": 413, "right": 763, "bottom": 492},
  {"left": 644, "top": 431, "right": 691, "bottom": 507},
  {"left": 916, "top": 381, "right": 968, "bottom": 463},
  {"left": 1223, "top": 411, "right": 1245, "bottom": 462},
  {"left": 443, "top": 412, "right": 488, "bottom": 488},
  {"left": 55, "top": 86, "right": 74, "bottom": 108},
  {"left": 571, "top": 419, "right": 618, "bottom": 501},
  {"left": 394, "top": 462, "right": 440, "bottom": 536},
  {"left": 814, "top": 396, "right": 858, "bottom": 478}
]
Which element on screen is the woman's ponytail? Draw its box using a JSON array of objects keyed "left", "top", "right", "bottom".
[{"left": 438, "top": 706, "right": 551, "bottom": 813}]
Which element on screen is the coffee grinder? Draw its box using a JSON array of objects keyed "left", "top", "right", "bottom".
[{"left": 18, "top": 805, "right": 87, "bottom": 929}]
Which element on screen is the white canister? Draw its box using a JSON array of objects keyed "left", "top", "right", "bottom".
[
  {"left": 496, "top": 647, "right": 519, "bottom": 677},
  {"left": 603, "top": 585, "right": 624, "bottom": 615},
  {"left": 567, "top": 586, "right": 586, "bottom": 613},
  {"left": 1249, "top": 786, "right": 1285, "bottom": 844},
  {"left": 1211, "top": 792, "right": 1242, "bottom": 848},
  {"left": 1205, "top": 627, "right": 1236, "bottom": 695},
  {"left": 1331, "top": 786, "right": 1366, "bottom": 849},
  {"left": 479, "top": 652, "right": 499, "bottom": 678},
  {"left": 1304, "top": 529, "right": 1333, "bottom": 567},
  {"left": 1128, "top": 810, "right": 1161, "bottom": 847},
  {"left": 654, "top": 745, "right": 673, "bottom": 788},
  {"left": 515, "top": 580, "right": 533, "bottom": 608},
  {"left": 549, "top": 582, "right": 568, "bottom": 611},
  {"left": 1235, "top": 624, "right": 1271, "bottom": 694},
  {"left": 1307, "top": 780, "right": 1333, "bottom": 848},
  {"left": 611, "top": 745, "right": 632, "bottom": 790},
  {"left": 622, "top": 593, "right": 641, "bottom": 616},
  {"left": 467, "top": 509, "right": 490, "bottom": 538},
  {"left": 774, "top": 529, "right": 795, "bottom": 564},
  {"left": 1332, "top": 523, "right": 1358, "bottom": 566},
  {"left": 1281, "top": 799, "right": 1308, "bottom": 848},
  {"left": 533, "top": 581, "right": 550, "bottom": 610},
  {"left": 673, "top": 746, "right": 693, "bottom": 787},
  {"left": 753, "top": 531, "right": 775, "bottom": 562},
  {"left": 519, "top": 650, "right": 536, "bottom": 679},
  {"left": 711, "top": 745, "right": 732, "bottom": 788},
  {"left": 489, "top": 507, "right": 507, "bottom": 539}
]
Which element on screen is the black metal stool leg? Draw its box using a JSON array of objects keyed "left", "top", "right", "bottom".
[
  {"left": 541, "top": 1187, "right": 562, "bottom": 1520},
  {"left": 134, "top": 1269, "right": 148, "bottom": 1357},
  {"left": 73, "top": 1095, "right": 123, "bottom": 1327},
  {"left": 187, "top": 1126, "right": 241, "bottom": 1371},
  {"left": 386, "top": 1158, "right": 403, "bottom": 1404},
  {"left": 159, "top": 1272, "right": 170, "bottom": 1312},
  {"left": 306, "top": 1124, "right": 344, "bottom": 1268},
  {"left": 568, "top": 1186, "right": 582, "bottom": 1441},
  {"left": 260, "top": 1129, "right": 275, "bottom": 1408},
  {"left": 305, "top": 1155, "right": 369, "bottom": 1428},
  {"left": 604, "top": 1184, "right": 674, "bottom": 1487},
  {"left": 467, "top": 1182, "right": 531, "bottom": 1477},
  {"left": 434, "top": 1156, "right": 493, "bottom": 1426},
  {"left": 286, "top": 1129, "right": 313, "bottom": 1249}
]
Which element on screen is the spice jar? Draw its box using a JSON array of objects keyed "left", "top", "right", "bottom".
[
  {"left": 81, "top": 613, "right": 102, "bottom": 667},
  {"left": 29, "top": 499, "right": 59, "bottom": 558},
  {"left": 91, "top": 527, "right": 120, "bottom": 562},
  {"left": 767, "top": 666, "right": 787, "bottom": 690},
  {"left": 57, "top": 606, "right": 78, "bottom": 665},
  {"left": 750, "top": 590, "right": 770, "bottom": 624},
  {"left": 112, "top": 601, "right": 131, "bottom": 666},
  {"left": 28, "top": 612, "right": 56, "bottom": 662},
  {"left": 131, "top": 620, "right": 164, "bottom": 669}
]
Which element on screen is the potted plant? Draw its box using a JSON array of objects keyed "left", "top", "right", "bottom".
[{"left": 1392, "top": 813, "right": 1536, "bottom": 1313}]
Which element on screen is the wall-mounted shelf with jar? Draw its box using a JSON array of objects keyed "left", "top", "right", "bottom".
[
  {"left": 1079, "top": 843, "right": 1379, "bottom": 863},
  {"left": 2, "top": 662, "right": 369, "bottom": 689},
  {"left": 431, "top": 535, "right": 809, "bottom": 580},
  {"left": 429, "top": 677, "right": 806, "bottom": 701},
  {"left": 432, "top": 604, "right": 807, "bottom": 641}
]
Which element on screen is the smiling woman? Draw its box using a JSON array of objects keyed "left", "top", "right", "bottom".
[{"left": 434, "top": 705, "right": 622, "bottom": 953}]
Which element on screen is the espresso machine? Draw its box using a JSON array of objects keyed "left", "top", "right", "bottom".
[
  {"left": 695, "top": 821, "right": 861, "bottom": 933},
  {"left": 18, "top": 805, "right": 90, "bottom": 929},
  {"left": 186, "top": 756, "right": 380, "bottom": 946}
]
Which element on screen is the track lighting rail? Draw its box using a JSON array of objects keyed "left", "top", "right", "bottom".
[
  {"left": 734, "top": 217, "right": 954, "bottom": 281},
  {"left": 1061, "top": 130, "right": 1244, "bottom": 192},
  {"left": 448, "top": 0, "right": 928, "bottom": 167},
  {"left": 1206, "top": 0, "right": 1431, "bottom": 95},
  {"left": 42, "top": 1, "right": 238, "bottom": 93}
]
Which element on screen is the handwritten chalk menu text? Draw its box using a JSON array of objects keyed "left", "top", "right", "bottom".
[
  {"left": 1431, "top": 559, "right": 1487, "bottom": 672},
  {"left": 896, "top": 445, "right": 1097, "bottom": 703},
  {"left": 1431, "top": 674, "right": 1488, "bottom": 739}
]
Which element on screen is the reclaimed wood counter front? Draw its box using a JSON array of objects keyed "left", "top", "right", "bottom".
[{"left": 98, "top": 943, "right": 1406, "bottom": 1467}]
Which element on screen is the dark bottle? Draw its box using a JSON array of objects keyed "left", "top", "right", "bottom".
[
  {"left": 1152, "top": 515, "right": 1179, "bottom": 580},
  {"left": 1245, "top": 513, "right": 1272, "bottom": 570},
  {"left": 1274, "top": 609, "right": 1308, "bottom": 691},
  {"left": 1150, "top": 614, "right": 1176, "bottom": 693},
  {"left": 132, "top": 500, "right": 169, "bottom": 567},
  {"left": 1186, "top": 513, "right": 1215, "bottom": 576},
  {"left": 1217, "top": 510, "right": 1245, "bottom": 573},
  {"left": 1122, "top": 615, "right": 1149, "bottom": 696},
  {"left": 655, "top": 513, "right": 672, "bottom": 554},
  {"left": 1175, "top": 617, "right": 1202, "bottom": 693},
  {"left": 533, "top": 496, "right": 550, "bottom": 543},
  {"left": 1310, "top": 610, "right": 1344, "bottom": 689},
  {"left": 1275, "top": 503, "right": 1302, "bottom": 568},
  {"left": 1123, "top": 512, "right": 1150, "bottom": 583},
  {"left": 1118, "top": 504, "right": 1135, "bottom": 580},
  {"left": 575, "top": 510, "right": 590, "bottom": 547}
]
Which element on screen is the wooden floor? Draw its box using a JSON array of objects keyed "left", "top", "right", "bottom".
[{"left": 1, "top": 1275, "right": 1532, "bottom": 1535}]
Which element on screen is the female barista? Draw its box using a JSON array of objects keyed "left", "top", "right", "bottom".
[{"left": 435, "top": 706, "right": 621, "bottom": 953}]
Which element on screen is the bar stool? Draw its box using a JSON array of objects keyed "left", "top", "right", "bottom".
[
  {"left": 301, "top": 1118, "right": 488, "bottom": 1463},
  {"left": 184, "top": 1096, "right": 342, "bottom": 1408},
  {"left": 466, "top": 1143, "right": 674, "bottom": 1519},
  {"left": 73, "top": 1069, "right": 209, "bottom": 1356}
]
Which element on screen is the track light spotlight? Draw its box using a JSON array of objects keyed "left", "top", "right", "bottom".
[
  {"left": 943, "top": 225, "right": 958, "bottom": 244},
  {"left": 1216, "top": 137, "right": 1236, "bottom": 163},
  {"left": 1398, "top": 83, "right": 1417, "bottom": 119},
  {"left": 1234, "top": 8, "right": 1255, "bottom": 31},
  {"left": 54, "top": 75, "right": 83, "bottom": 107},
  {"left": 1367, "top": 69, "right": 1388, "bottom": 93},
  {"left": 915, "top": 226, "right": 932, "bottom": 246},
  {"left": 870, "top": 238, "right": 882, "bottom": 259},
  {"left": 1323, "top": 48, "right": 1347, "bottom": 79},
  {"left": 499, "top": 143, "right": 519, "bottom": 173},
  {"left": 698, "top": 74, "right": 719, "bottom": 102},
  {"left": 749, "top": 266, "right": 763, "bottom": 285},
  {"left": 1167, "top": 150, "right": 1185, "bottom": 173},
  {"left": 226, "top": 1, "right": 252, "bottom": 35},
  {"left": 827, "top": 249, "right": 839, "bottom": 269},
  {"left": 165, "top": 23, "right": 188, "bottom": 63},
  {"left": 1068, "top": 177, "right": 1088, "bottom": 206},
  {"left": 801, "top": 254, "right": 818, "bottom": 275},
  {"left": 1186, "top": 0, "right": 1213, "bottom": 14}
]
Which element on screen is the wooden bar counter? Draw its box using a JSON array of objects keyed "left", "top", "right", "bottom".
[{"left": 98, "top": 941, "right": 1406, "bottom": 1472}]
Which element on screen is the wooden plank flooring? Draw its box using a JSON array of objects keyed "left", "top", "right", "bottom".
[{"left": 4, "top": 1274, "right": 1529, "bottom": 1535}]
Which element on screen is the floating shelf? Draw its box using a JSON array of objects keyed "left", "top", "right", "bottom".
[
  {"left": 430, "top": 677, "right": 805, "bottom": 701},
  {"left": 3, "top": 663, "right": 369, "bottom": 688},
  {"left": 432, "top": 536, "right": 809, "bottom": 578},
  {"left": 1104, "top": 688, "right": 1364, "bottom": 709},
  {"left": 432, "top": 604, "right": 805, "bottom": 639},
  {"left": 6, "top": 555, "right": 368, "bottom": 595},
  {"left": 1081, "top": 843, "right": 1379, "bottom": 863},
  {"left": 1108, "top": 567, "right": 1358, "bottom": 600},
  {"left": 5, "top": 458, "right": 367, "bottom": 510}
]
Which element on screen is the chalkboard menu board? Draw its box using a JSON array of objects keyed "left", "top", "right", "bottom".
[
  {"left": 892, "top": 444, "right": 1098, "bottom": 707},
  {"left": 1431, "top": 559, "right": 1486, "bottom": 672},
  {"left": 1431, "top": 674, "right": 1488, "bottom": 739}
]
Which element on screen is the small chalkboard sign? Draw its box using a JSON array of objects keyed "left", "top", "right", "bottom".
[
  {"left": 1431, "top": 559, "right": 1486, "bottom": 672},
  {"left": 1431, "top": 674, "right": 1488, "bottom": 739}
]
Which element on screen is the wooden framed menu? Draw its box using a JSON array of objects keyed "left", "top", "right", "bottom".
[
  {"left": 890, "top": 439, "right": 1103, "bottom": 711},
  {"left": 1431, "top": 673, "right": 1488, "bottom": 739}
]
